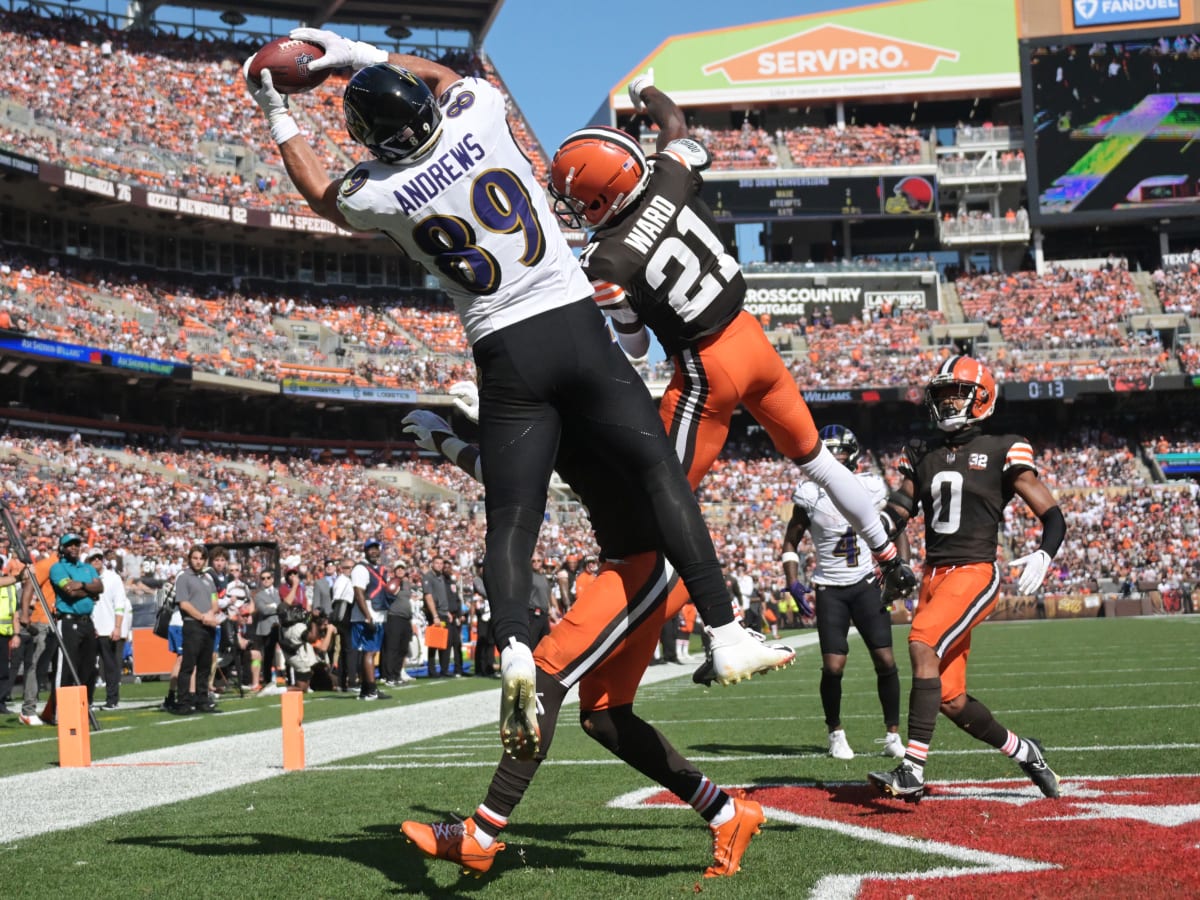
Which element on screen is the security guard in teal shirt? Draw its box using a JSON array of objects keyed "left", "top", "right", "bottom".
[{"left": 47, "top": 533, "right": 102, "bottom": 711}]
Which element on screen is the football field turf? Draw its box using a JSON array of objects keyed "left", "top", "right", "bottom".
[{"left": 1, "top": 616, "right": 1196, "bottom": 898}]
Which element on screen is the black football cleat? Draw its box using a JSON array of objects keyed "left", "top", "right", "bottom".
[
  {"left": 1019, "top": 738, "right": 1061, "bottom": 798},
  {"left": 868, "top": 761, "right": 926, "bottom": 803}
]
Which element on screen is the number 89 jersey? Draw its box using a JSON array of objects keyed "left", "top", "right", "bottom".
[
  {"left": 579, "top": 148, "right": 743, "bottom": 357},
  {"left": 900, "top": 433, "right": 1036, "bottom": 567},
  {"left": 792, "top": 472, "right": 888, "bottom": 586},
  {"left": 336, "top": 77, "right": 591, "bottom": 347}
]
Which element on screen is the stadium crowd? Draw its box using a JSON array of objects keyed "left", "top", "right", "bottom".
[{"left": 2, "top": 413, "right": 1193, "bottom": 619}]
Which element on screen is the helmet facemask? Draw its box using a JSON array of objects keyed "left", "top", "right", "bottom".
[{"left": 926, "top": 379, "right": 988, "bottom": 432}]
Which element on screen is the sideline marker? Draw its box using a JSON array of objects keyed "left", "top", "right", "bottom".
[
  {"left": 282, "top": 690, "right": 305, "bottom": 770},
  {"left": 57, "top": 685, "right": 91, "bottom": 767}
]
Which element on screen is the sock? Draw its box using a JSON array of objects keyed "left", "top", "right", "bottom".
[
  {"left": 876, "top": 664, "right": 901, "bottom": 728},
  {"left": 947, "top": 694, "right": 1012, "bottom": 751},
  {"left": 904, "top": 676, "right": 941, "bottom": 779},
  {"left": 819, "top": 669, "right": 843, "bottom": 729},
  {"left": 707, "top": 798, "right": 736, "bottom": 827},
  {"left": 471, "top": 804, "right": 507, "bottom": 844},
  {"left": 687, "top": 777, "right": 731, "bottom": 823},
  {"left": 1002, "top": 731, "right": 1030, "bottom": 762},
  {"left": 904, "top": 740, "right": 928, "bottom": 780},
  {"left": 798, "top": 444, "right": 889, "bottom": 549}
]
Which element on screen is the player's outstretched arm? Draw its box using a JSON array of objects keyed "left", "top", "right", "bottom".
[
  {"left": 628, "top": 71, "right": 688, "bottom": 151},
  {"left": 242, "top": 59, "right": 351, "bottom": 230}
]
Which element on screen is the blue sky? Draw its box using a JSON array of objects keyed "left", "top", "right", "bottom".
[{"left": 486, "top": 0, "right": 865, "bottom": 152}]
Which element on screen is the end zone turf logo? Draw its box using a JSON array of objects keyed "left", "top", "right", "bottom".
[
  {"left": 614, "top": 774, "right": 1200, "bottom": 894},
  {"left": 702, "top": 25, "right": 959, "bottom": 84}
]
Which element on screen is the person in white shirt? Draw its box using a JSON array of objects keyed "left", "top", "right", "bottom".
[
  {"left": 782, "top": 426, "right": 905, "bottom": 762},
  {"left": 87, "top": 547, "right": 130, "bottom": 710}
]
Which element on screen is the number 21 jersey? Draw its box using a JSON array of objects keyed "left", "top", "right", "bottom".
[{"left": 579, "top": 149, "right": 743, "bottom": 357}]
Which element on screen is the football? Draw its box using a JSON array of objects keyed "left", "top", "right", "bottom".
[{"left": 247, "top": 37, "right": 330, "bottom": 94}]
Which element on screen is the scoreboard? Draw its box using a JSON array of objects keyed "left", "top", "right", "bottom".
[{"left": 702, "top": 174, "right": 938, "bottom": 221}]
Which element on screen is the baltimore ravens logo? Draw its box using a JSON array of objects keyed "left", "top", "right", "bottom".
[{"left": 341, "top": 169, "right": 370, "bottom": 197}]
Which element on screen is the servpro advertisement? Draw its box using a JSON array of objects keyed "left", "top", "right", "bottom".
[{"left": 611, "top": 0, "right": 1019, "bottom": 108}]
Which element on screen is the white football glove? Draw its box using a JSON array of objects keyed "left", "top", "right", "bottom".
[
  {"left": 627, "top": 69, "right": 654, "bottom": 111},
  {"left": 449, "top": 380, "right": 480, "bottom": 423},
  {"left": 289, "top": 27, "right": 388, "bottom": 73},
  {"left": 402, "top": 409, "right": 454, "bottom": 453},
  {"left": 1013, "top": 549, "right": 1052, "bottom": 596},
  {"left": 242, "top": 59, "right": 298, "bottom": 144}
]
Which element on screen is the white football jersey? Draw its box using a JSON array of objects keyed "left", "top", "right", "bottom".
[
  {"left": 337, "top": 77, "right": 591, "bottom": 345},
  {"left": 792, "top": 472, "right": 888, "bottom": 586}
]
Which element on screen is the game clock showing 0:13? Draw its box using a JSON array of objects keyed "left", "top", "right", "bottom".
[{"left": 1002, "top": 379, "right": 1071, "bottom": 401}]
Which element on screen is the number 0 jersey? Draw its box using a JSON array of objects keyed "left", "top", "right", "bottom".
[
  {"left": 336, "top": 77, "right": 592, "bottom": 347},
  {"left": 792, "top": 472, "right": 888, "bottom": 586},
  {"left": 900, "top": 432, "right": 1036, "bottom": 567},
  {"left": 579, "top": 146, "right": 743, "bottom": 357}
]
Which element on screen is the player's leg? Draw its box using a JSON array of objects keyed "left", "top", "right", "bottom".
[
  {"left": 814, "top": 584, "right": 855, "bottom": 759},
  {"left": 941, "top": 650, "right": 1061, "bottom": 797},
  {"left": 474, "top": 323, "right": 564, "bottom": 756},
  {"left": 733, "top": 311, "right": 894, "bottom": 556},
  {"left": 870, "top": 563, "right": 999, "bottom": 800},
  {"left": 558, "top": 304, "right": 790, "bottom": 681},
  {"left": 402, "top": 554, "right": 674, "bottom": 873},
  {"left": 844, "top": 578, "right": 903, "bottom": 758},
  {"left": 658, "top": 339, "right": 738, "bottom": 490}
]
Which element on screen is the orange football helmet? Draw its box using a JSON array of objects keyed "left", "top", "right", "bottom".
[
  {"left": 549, "top": 126, "right": 649, "bottom": 229},
  {"left": 925, "top": 355, "right": 997, "bottom": 432}
]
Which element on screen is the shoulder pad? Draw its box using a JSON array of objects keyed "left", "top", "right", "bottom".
[
  {"left": 662, "top": 138, "right": 711, "bottom": 171},
  {"left": 792, "top": 481, "right": 818, "bottom": 508}
]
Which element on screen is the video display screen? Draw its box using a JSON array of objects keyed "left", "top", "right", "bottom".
[{"left": 1022, "top": 26, "right": 1200, "bottom": 226}]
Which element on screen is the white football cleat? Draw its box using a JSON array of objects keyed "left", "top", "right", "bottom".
[
  {"left": 499, "top": 638, "right": 539, "bottom": 760},
  {"left": 880, "top": 732, "right": 906, "bottom": 759},
  {"left": 828, "top": 729, "right": 855, "bottom": 760},
  {"left": 709, "top": 627, "right": 795, "bottom": 685}
]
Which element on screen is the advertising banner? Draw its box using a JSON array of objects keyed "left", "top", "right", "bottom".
[
  {"left": 280, "top": 379, "right": 417, "bottom": 404},
  {"left": 1072, "top": 0, "right": 1181, "bottom": 28},
  {"left": 742, "top": 273, "right": 938, "bottom": 323},
  {"left": 0, "top": 334, "right": 192, "bottom": 379},
  {"left": 611, "top": 0, "right": 1019, "bottom": 108}
]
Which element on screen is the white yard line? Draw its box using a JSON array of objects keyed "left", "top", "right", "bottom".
[{"left": 0, "top": 633, "right": 821, "bottom": 841}]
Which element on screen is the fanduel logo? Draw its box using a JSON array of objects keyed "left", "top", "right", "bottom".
[{"left": 1073, "top": 0, "right": 1180, "bottom": 26}]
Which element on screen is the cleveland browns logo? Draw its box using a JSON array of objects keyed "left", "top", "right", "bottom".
[{"left": 613, "top": 775, "right": 1200, "bottom": 894}]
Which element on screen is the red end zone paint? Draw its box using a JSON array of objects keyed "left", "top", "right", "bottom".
[{"left": 630, "top": 775, "right": 1200, "bottom": 897}]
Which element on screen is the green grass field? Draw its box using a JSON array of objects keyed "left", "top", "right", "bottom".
[{"left": 2, "top": 616, "right": 1197, "bottom": 899}]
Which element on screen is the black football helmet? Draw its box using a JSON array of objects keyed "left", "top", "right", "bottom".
[
  {"left": 343, "top": 63, "right": 442, "bottom": 164},
  {"left": 819, "top": 424, "right": 860, "bottom": 470}
]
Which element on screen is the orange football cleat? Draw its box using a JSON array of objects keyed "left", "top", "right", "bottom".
[
  {"left": 401, "top": 817, "right": 506, "bottom": 876},
  {"left": 704, "top": 798, "right": 765, "bottom": 877}
]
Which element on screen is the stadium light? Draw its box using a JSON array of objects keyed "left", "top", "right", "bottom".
[
  {"left": 17, "top": 364, "right": 36, "bottom": 378},
  {"left": 0, "top": 359, "right": 16, "bottom": 375}
]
